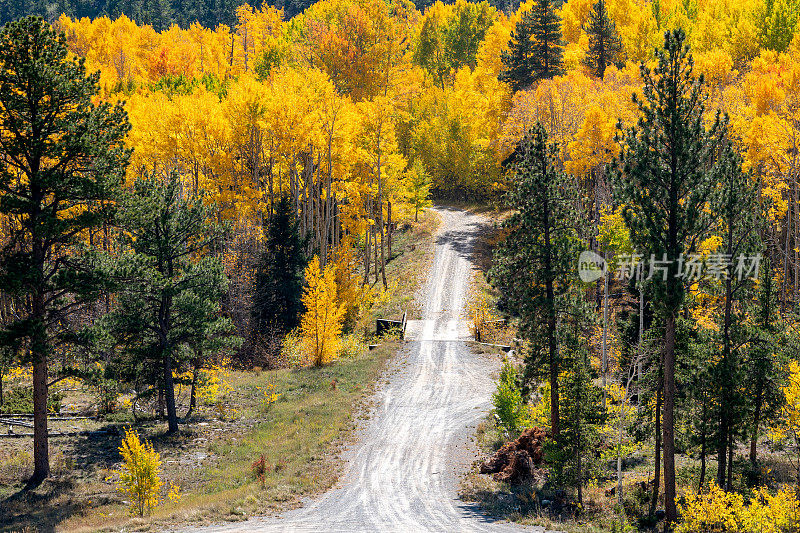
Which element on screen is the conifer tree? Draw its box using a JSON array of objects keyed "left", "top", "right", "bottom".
[
  {"left": 0, "top": 17, "right": 130, "bottom": 481},
  {"left": 106, "top": 172, "right": 236, "bottom": 433},
  {"left": 612, "top": 30, "right": 733, "bottom": 522},
  {"left": 251, "top": 197, "right": 306, "bottom": 338},
  {"left": 499, "top": 11, "right": 536, "bottom": 92},
  {"left": 745, "top": 258, "right": 785, "bottom": 468},
  {"left": 708, "top": 137, "right": 761, "bottom": 490},
  {"left": 582, "top": 0, "right": 623, "bottom": 78},
  {"left": 490, "top": 123, "right": 581, "bottom": 438},
  {"left": 545, "top": 296, "right": 604, "bottom": 505},
  {"left": 499, "top": 0, "right": 564, "bottom": 92},
  {"left": 529, "top": 0, "right": 565, "bottom": 80}
]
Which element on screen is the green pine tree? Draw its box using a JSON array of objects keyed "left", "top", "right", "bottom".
[
  {"left": 744, "top": 258, "right": 786, "bottom": 469},
  {"left": 499, "top": 0, "right": 564, "bottom": 91},
  {"left": 582, "top": 0, "right": 623, "bottom": 78},
  {"left": 0, "top": 17, "right": 130, "bottom": 482},
  {"left": 612, "top": 29, "right": 736, "bottom": 522},
  {"left": 529, "top": 0, "right": 565, "bottom": 81},
  {"left": 499, "top": 10, "right": 537, "bottom": 92},
  {"left": 706, "top": 135, "right": 761, "bottom": 490},
  {"left": 251, "top": 196, "right": 307, "bottom": 339},
  {"left": 546, "top": 296, "right": 605, "bottom": 505},
  {"left": 106, "top": 172, "right": 237, "bottom": 433},
  {"left": 489, "top": 123, "right": 582, "bottom": 439}
]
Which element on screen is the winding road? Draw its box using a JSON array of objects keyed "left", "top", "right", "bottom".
[{"left": 196, "top": 207, "right": 540, "bottom": 532}]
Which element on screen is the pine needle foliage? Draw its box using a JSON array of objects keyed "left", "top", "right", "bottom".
[
  {"left": 582, "top": 0, "right": 623, "bottom": 78},
  {"left": 499, "top": 0, "right": 564, "bottom": 92}
]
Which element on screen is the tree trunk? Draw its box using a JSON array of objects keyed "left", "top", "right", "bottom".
[
  {"left": 617, "top": 397, "right": 624, "bottom": 503},
  {"left": 31, "top": 286, "right": 49, "bottom": 483},
  {"left": 387, "top": 200, "right": 393, "bottom": 258},
  {"left": 637, "top": 280, "right": 644, "bottom": 410},
  {"left": 164, "top": 347, "right": 178, "bottom": 433},
  {"left": 32, "top": 353, "right": 49, "bottom": 482},
  {"left": 377, "top": 136, "right": 387, "bottom": 289},
  {"left": 542, "top": 180, "right": 559, "bottom": 438},
  {"left": 726, "top": 434, "right": 734, "bottom": 491},
  {"left": 602, "top": 267, "right": 608, "bottom": 410},
  {"left": 663, "top": 312, "right": 677, "bottom": 523},
  {"left": 650, "top": 375, "right": 662, "bottom": 518},
  {"left": 717, "top": 414, "right": 728, "bottom": 489},
  {"left": 186, "top": 356, "right": 200, "bottom": 417},
  {"left": 750, "top": 381, "right": 763, "bottom": 466},
  {"left": 699, "top": 398, "right": 707, "bottom": 491},
  {"left": 718, "top": 228, "right": 735, "bottom": 490},
  {"left": 363, "top": 223, "right": 370, "bottom": 285},
  {"left": 577, "top": 423, "right": 583, "bottom": 506}
]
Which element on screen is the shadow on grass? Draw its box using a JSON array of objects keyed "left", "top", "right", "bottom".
[{"left": 0, "top": 477, "right": 79, "bottom": 533}]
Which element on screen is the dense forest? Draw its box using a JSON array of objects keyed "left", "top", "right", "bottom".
[
  {"left": 0, "top": 0, "right": 526, "bottom": 30},
  {"left": 4, "top": 0, "right": 800, "bottom": 531}
]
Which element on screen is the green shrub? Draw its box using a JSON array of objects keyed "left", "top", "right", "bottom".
[
  {"left": 492, "top": 358, "right": 526, "bottom": 438},
  {"left": 1, "top": 387, "right": 62, "bottom": 414}
]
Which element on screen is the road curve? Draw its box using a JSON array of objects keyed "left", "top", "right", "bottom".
[{"left": 193, "top": 207, "right": 539, "bottom": 533}]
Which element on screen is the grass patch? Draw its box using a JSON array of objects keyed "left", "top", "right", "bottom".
[{"left": 0, "top": 344, "right": 395, "bottom": 532}]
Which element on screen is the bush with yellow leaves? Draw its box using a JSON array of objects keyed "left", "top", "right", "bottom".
[
  {"left": 469, "top": 292, "right": 506, "bottom": 344},
  {"left": 677, "top": 482, "right": 800, "bottom": 533},
  {"left": 116, "top": 428, "right": 162, "bottom": 517},
  {"left": 300, "top": 256, "right": 345, "bottom": 366}
]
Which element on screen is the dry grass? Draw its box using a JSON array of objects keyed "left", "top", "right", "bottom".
[{"left": 0, "top": 346, "right": 395, "bottom": 532}]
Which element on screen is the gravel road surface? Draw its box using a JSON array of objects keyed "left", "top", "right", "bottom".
[{"left": 190, "top": 207, "right": 544, "bottom": 532}]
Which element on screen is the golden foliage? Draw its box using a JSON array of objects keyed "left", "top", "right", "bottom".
[
  {"left": 677, "top": 482, "right": 800, "bottom": 533},
  {"left": 300, "top": 256, "right": 345, "bottom": 366},
  {"left": 116, "top": 428, "right": 162, "bottom": 517}
]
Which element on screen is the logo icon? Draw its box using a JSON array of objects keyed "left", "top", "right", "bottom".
[{"left": 578, "top": 251, "right": 607, "bottom": 283}]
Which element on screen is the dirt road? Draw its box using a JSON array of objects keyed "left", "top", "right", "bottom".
[{"left": 196, "top": 207, "right": 541, "bottom": 532}]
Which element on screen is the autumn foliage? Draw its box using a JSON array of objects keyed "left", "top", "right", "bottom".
[
  {"left": 301, "top": 256, "right": 345, "bottom": 366},
  {"left": 116, "top": 428, "right": 163, "bottom": 517},
  {"left": 8, "top": 0, "right": 800, "bottom": 528}
]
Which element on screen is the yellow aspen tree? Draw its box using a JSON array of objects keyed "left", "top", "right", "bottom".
[
  {"left": 301, "top": 256, "right": 345, "bottom": 366},
  {"left": 116, "top": 428, "right": 162, "bottom": 517}
]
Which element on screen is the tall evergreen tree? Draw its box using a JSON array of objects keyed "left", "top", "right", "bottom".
[
  {"left": 707, "top": 136, "right": 761, "bottom": 490},
  {"left": 582, "top": 0, "right": 623, "bottom": 78},
  {"left": 545, "top": 295, "right": 605, "bottom": 505},
  {"left": 499, "top": 10, "right": 537, "bottom": 92},
  {"left": 490, "top": 123, "right": 581, "bottom": 438},
  {"left": 499, "top": 0, "right": 564, "bottom": 92},
  {"left": 0, "top": 17, "right": 130, "bottom": 481},
  {"left": 745, "top": 258, "right": 786, "bottom": 468},
  {"left": 106, "top": 172, "right": 236, "bottom": 433},
  {"left": 251, "top": 196, "right": 306, "bottom": 339},
  {"left": 529, "top": 0, "right": 565, "bottom": 80},
  {"left": 612, "top": 29, "right": 734, "bottom": 522}
]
